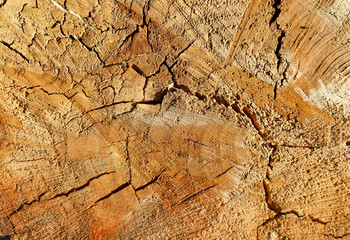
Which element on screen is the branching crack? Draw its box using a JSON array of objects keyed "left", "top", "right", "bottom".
[
  {"left": 118, "top": 25, "right": 139, "bottom": 51},
  {"left": 258, "top": 141, "right": 327, "bottom": 238},
  {"left": 37, "top": 86, "right": 78, "bottom": 100}
]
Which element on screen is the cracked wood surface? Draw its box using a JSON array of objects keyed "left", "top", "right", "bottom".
[{"left": 0, "top": 0, "right": 349, "bottom": 239}]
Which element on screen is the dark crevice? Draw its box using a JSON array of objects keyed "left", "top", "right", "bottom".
[
  {"left": 275, "top": 31, "right": 285, "bottom": 70},
  {"left": 266, "top": 143, "right": 278, "bottom": 180},
  {"left": 51, "top": 20, "right": 60, "bottom": 29},
  {"left": 170, "top": 40, "right": 196, "bottom": 68},
  {"left": 157, "top": 55, "right": 244, "bottom": 116},
  {"left": 8, "top": 171, "right": 116, "bottom": 218},
  {"left": 48, "top": 171, "right": 116, "bottom": 200},
  {"left": 0, "top": 41, "right": 29, "bottom": 63},
  {"left": 259, "top": 141, "right": 328, "bottom": 237},
  {"left": 323, "top": 233, "right": 350, "bottom": 239},
  {"left": 263, "top": 180, "right": 283, "bottom": 213},
  {"left": 213, "top": 95, "right": 231, "bottom": 107},
  {"left": 280, "top": 63, "right": 288, "bottom": 87},
  {"left": 128, "top": 0, "right": 134, "bottom": 13},
  {"left": 270, "top": 0, "right": 287, "bottom": 97},
  {"left": 119, "top": 25, "right": 140, "bottom": 50},
  {"left": 231, "top": 103, "right": 242, "bottom": 114},
  {"left": 32, "top": 86, "right": 78, "bottom": 100},
  {"left": 195, "top": 92, "right": 207, "bottom": 101},
  {"left": 126, "top": 134, "right": 133, "bottom": 185},
  {"left": 131, "top": 184, "right": 140, "bottom": 203},
  {"left": 273, "top": 82, "right": 278, "bottom": 100},
  {"left": 103, "top": 62, "right": 124, "bottom": 68},
  {"left": 270, "top": 0, "right": 282, "bottom": 26},
  {"left": 256, "top": 209, "right": 301, "bottom": 239},
  {"left": 70, "top": 36, "right": 105, "bottom": 65},
  {"left": 214, "top": 166, "right": 235, "bottom": 179},
  {"left": 8, "top": 191, "right": 48, "bottom": 218},
  {"left": 85, "top": 99, "right": 163, "bottom": 114},
  {"left": 134, "top": 170, "right": 165, "bottom": 191},
  {"left": 86, "top": 181, "right": 131, "bottom": 210},
  {"left": 268, "top": 144, "right": 278, "bottom": 170},
  {"left": 141, "top": 0, "right": 153, "bottom": 51},
  {"left": 176, "top": 184, "right": 217, "bottom": 205},
  {"left": 242, "top": 107, "right": 268, "bottom": 140},
  {"left": 0, "top": 0, "right": 7, "bottom": 8}
]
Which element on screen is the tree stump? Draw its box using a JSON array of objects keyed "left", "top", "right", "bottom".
[{"left": 0, "top": 0, "right": 349, "bottom": 239}]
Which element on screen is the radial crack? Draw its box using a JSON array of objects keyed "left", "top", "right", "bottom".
[
  {"left": 0, "top": 41, "right": 29, "bottom": 62},
  {"left": 176, "top": 184, "right": 217, "bottom": 205},
  {"left": 8, "top": 171, "right": 116, "bottom": 217},
  {"left": 86, "top": 181, "right": 131, "bottom": 210}
]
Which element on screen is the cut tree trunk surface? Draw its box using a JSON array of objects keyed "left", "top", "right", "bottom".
[{"left": 0, "top": 0, "right": 349, "bottom": 239}]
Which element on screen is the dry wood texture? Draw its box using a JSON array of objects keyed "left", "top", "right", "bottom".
[{"left": 0, "top": 0, "right": 350, "bottom": 239}]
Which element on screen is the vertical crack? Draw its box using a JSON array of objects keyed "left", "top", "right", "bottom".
[
  {"left": 275, "top": 31, "right": 285, "bottom": 71},
  {"left": 270, "top": 0, "right": 282, "bottom": 26},
  {"left": 270, "top": 0, "right": 287, "bottom": 99},
  {"left": 125, "top": 134, "right": 132, "bottom": 184},
  {"left": 141, "top": 0, "right": 153, "bottom": 51}
]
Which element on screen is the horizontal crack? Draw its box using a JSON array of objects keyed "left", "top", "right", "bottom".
[
  {"left": 47, "top": 171, "right": 116, "bottom": 200},
  {"left": 8, "top": 171, "right": 116, "bottom": 218},
  {"left": 84, "top": 99, "right": 162, "bottom": 114},
  {"left": 323, "top": 233, "right": 350, "bottom": 239}
]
